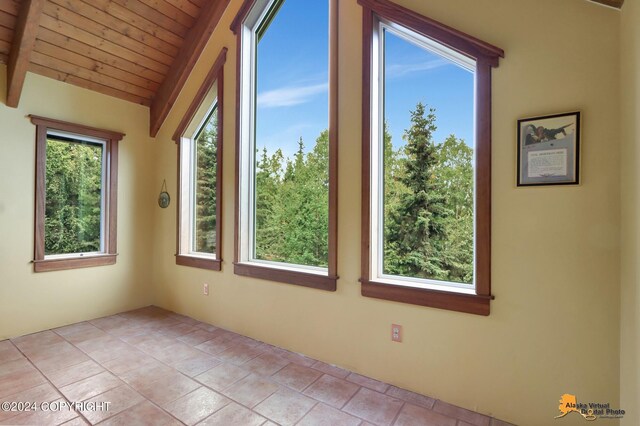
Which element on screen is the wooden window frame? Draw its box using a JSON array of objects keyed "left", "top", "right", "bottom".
[
  {"left": 230, "top": 0, "right": 339, "bottom": 291},
  {"left": 173, "top": 48, "right": 227, "bottom": 271},
  {"left": 359, "top": 0, "right": 503, "bottom": 315},
  {"left": 30, "top": 115, "right": 124, "bottom": 273}
]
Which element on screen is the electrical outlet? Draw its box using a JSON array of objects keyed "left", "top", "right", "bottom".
[
  {"left": 203, "top": 283, "right": 209, "bottom": 295},
  {"left": 391, "top": 324, "right": 402, "bottom": 342}
]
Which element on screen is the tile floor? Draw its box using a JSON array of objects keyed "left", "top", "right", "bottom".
[{"left": 0, "top": 306, "right": 513, "bottom": 425}]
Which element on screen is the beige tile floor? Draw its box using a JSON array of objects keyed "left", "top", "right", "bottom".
[{"left": 0, "top": 306, "right": 513, "bottom": 425}]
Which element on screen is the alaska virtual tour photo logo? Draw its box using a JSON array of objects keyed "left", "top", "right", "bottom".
[{"left": 555, "top": 394, "right": 625, "bottom": 421}]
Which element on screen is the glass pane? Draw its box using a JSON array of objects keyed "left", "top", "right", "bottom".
[
  {"left": 382, "top": 29, "right": 475, "bottom": 285},
  {"left": 193, "top": 106, "right": 218, "bottom": 254},
  {"left": 45, "top": 138, "right": 103, "bottom": 255},
  {"left": 254, "top": 0, "right": 329, "bottom": 268}
]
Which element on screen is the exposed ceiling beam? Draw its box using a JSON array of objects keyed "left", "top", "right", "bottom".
[
  {"left": 7, "top": 0, "right": 45, "bottom": 108},
  {"left": 588, "top": 0, "right": 624, "bottom": 9},
  {"left": 149, "top": 0, "right": 231, "bottom": 138}
]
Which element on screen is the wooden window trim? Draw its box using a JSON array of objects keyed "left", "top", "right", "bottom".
[
  {"left": 30, "top": 115, "right": 124, "bottom": 273},
  {"left": 233, "top": 263, "right": 337, "bottom": 291},
  {"left": 359, "top": 0, "right": 503, "bottom": 315},
  {"left": 176, "top": 255, "right": 221, "bottom": 271},
  {"left": 173, "top": 48, "right": 227, "bottom": 272},
  {"left": 231, "top": 0, "right": 339, "bottom": 292},
  {"left": 33, "top": 254, "right": 117, "bottom": 273}
]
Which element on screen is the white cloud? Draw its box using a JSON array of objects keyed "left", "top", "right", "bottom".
[
  {"left": 257, "top": 82, "right": 328, "bottom": 108},
  {"left": 386, "top": 58, "right": 450, "bottom": 79},
  {"left": 259, "top": 122, "right": 313, "bottom": 155}
]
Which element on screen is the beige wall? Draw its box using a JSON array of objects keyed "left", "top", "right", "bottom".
[
  {"left": 150, "top": 1, "right": 623, "bottom": 424},
  {"left": 620, "top": 0, "right": 640, "bottom": 424},
  {"left": 0, "top": 67, "right": 156, "bottom": 340}
]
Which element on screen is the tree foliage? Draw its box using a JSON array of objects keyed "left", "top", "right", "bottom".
[
  {"left": 194, "top": 109, "right": 218, "bottom": 254},
  {"left": 43, "top": 102, "right": 473, "bottom": 284},
  {"left": 384, "top": 103, "right": 450, "bottom": 279},
  {"left": 383, "top": 102, "right": 474, "bottom": 284},
  {"left": 252, "top": 102, "right": 474, "bottom": 283},
  {"left": 45, "top": 139, "right": 103, "bottom": 255},
  {"left": 255, "top": 131, "right": 329, "bottom": 267}
]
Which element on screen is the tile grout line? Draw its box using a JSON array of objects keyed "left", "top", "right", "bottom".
[
  {"left": 12, "top": 320, "right": 366, "bottom": 425},
  {"left": 30, "top": 326, "right": 188, "bottom": 425},
  {"left": 6, "top": 308, "right": 503, "bottom": 426},
  {"left": 99, "top": 316, "right": 282, "bottom": 424},
  {"left": 9, "top": 339, "right": 92, "bottom": 426},
  {"left": 87, "top": 321, "right": 208, "bottom": 425},
  {"left": 62, "top": 319, "right": 201, "bottom": 425},
  {"left": 298, "top": 369, "right": 324, "bottom": 394},
  {"left": 389, "top": 401, "right": 407, "bottom": 426},
  {"left": 291, "top": 400, "right": 319, "bottom": 426},
  {"left": 124, "top": 323, "right": 398, "bottom": 426}
]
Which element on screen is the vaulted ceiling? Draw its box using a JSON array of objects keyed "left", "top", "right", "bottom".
[
  {"left": 0, "top": 0, "right": 230, "bottom": 136},
  {"left": 0, "top": 0, "right": 623, "bottom": 137}
]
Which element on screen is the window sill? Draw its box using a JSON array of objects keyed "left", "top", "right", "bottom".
[
  {"left": 176, "top": 255, "right": 222, "bottom": 271},
  {"left": 33, "top": 254, "right": 117, "bottom": 272},
  {"left": 361, "top": 280, "right": 493, "bottom": 316},
  {"left": 234, "top": 262, "right": 337, "bottom": 291}
]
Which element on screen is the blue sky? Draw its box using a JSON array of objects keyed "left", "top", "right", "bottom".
[
  {"left": 256, "top": 0, "right": 328, "bottom": 157},
  {"left": 255, "top": 0, "right": 474, "bottom": 158},
  {"left": 384, "top": 30, "right": 474, "bottom": 148}
]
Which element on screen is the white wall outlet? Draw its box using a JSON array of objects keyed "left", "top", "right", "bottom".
[
  {"left": 203, "top": 283, "right": 209, "bottom": 295},
  {"left": 391, "top": 324, "right": 402, "bottom": 342}
]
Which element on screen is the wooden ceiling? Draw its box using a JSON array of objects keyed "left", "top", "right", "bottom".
[
  {"left": 0, "top": 0, "right": 624, "bottom": 136},
  {"left": 0, "top": 0, "right": 230, "bottom": 136}
]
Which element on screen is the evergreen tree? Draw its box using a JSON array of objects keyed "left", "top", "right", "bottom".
[
  {"left": 434, "top": 135, "right": 474, "bottom": 283},
  {"left": 254, "top": 132, "right": 329, "bottom": 267},
  {"left": 384, "top": 103, "right": 451, "bottom": 280},
  {"left": 194, "top": 112, "right": 218, "bottom": 254},
  {"left": 255, "top": 147, "right": 285, "bottom": 260},
  {"left": 251, "top": 106, "right": 474, "bottom": 280}
]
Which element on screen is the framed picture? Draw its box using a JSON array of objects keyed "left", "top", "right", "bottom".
[{"left": 517, "top": 111, "right": 581, "bottom": 186}]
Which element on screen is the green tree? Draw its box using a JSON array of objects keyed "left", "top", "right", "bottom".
[
  {"left": 384, "top": 103, "right": 451, "bottom": 280},
  {"left": 194, "top": 110, "right": 218, "bottom": 254},
  {"left": 45, "top": 139, "right": 103, "bottom": 255},
  {"left": 435, "top": 135, "right": 474, "bottom": 283},
  {"left": 254, "top": 132, "right": 329, "bottom": 267},
  {"left": 255, "top": 146, "right": 285, "bottom": 260}
]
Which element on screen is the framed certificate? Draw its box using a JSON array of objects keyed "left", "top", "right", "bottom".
[{"left": 517, "top": 111, "right": 581, "bottom": 186}]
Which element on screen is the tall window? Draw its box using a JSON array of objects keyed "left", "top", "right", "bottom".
[
  {"left": 175, "top": 48, "right": 226, "bottom": 271},
  {"left": 31, "top": 116, "right": 123, "bottom": 272},
  {"left": 379, "top": 26, "right": 476, "bottom": 286},
  {"left": 193, "top": 107, "right": 219, "bottom": 255},
  {"left": 232, "top": 0, "right": 338, "bottom": 290},
  {"left": 360, "top": 0, "right": 503, "bottom": 315},
  {"left": 45, "top": 135, "right": 104, "bottom": 255}
]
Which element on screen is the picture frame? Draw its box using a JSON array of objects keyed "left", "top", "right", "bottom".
[{"left": 517, "top": 111, "right": 581, "bottom": 186}]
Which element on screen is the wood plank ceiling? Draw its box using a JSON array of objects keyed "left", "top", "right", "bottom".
[
  {"left": 0, "top": 0, "right": 624, "bottom": 136},
  {"left": 0, "top": 0, "right": 229, "bottom": 137}
]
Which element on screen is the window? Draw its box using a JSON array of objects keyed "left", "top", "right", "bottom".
[
  {"left": 174, "top": 48, "right": 227, "bottom": 271},
  {"left": 359, "top": 0, "right": 503, "bottom": 315},
  {"left": 231, "top": 0, "right": 338, "bottom": 290},
  {"left": 30, "top": 116, "right": 123, "bottom": 272}
]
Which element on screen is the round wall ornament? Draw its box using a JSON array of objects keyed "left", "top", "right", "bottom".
[{"left": 158, "top": 179, "right": 170, "bottom": 208}]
